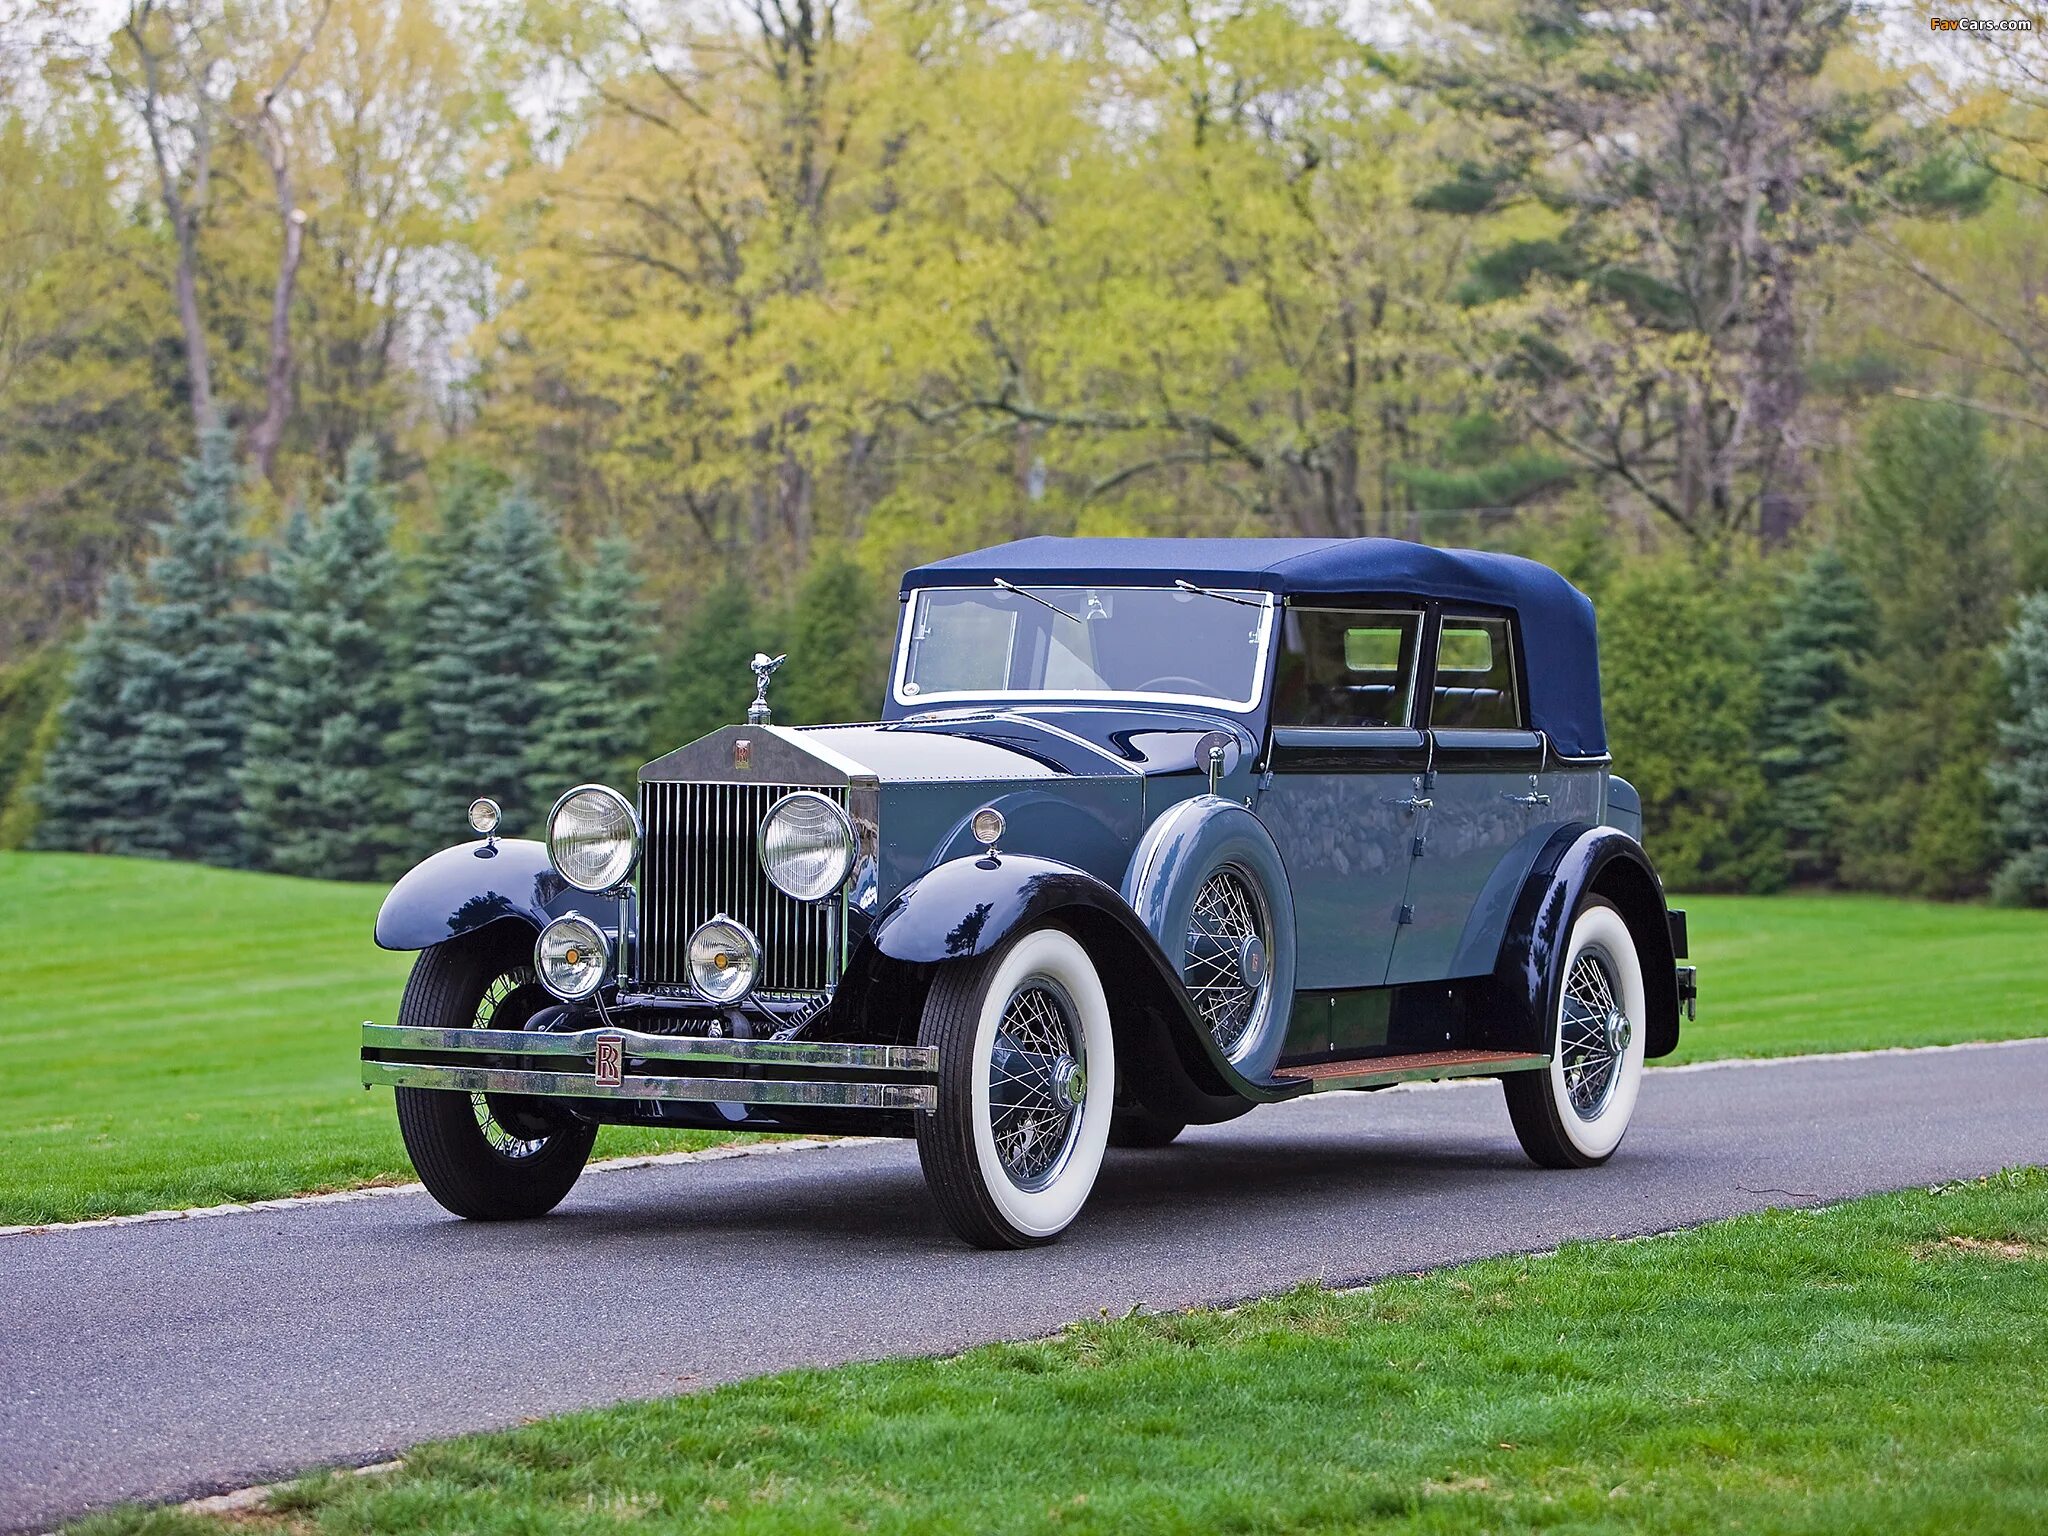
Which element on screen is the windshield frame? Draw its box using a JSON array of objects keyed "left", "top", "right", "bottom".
[{"left": 891, "top": 582, "right": 1278, "bottom": 713}]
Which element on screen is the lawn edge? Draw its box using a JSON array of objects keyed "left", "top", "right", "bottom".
[{"left": 0, "top": 1136, "right": 886, "bottom": 1239}]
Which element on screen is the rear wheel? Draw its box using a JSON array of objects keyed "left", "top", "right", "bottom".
[
  {"left": 1503, "top": 896, "right": 1648, "bottom": 1169},
  {"left": 393, "top": 931, "right": 597, "bottom": 1219},
  {"left": 915, "top": 927, "right": 1116, "bottom": 1248}
]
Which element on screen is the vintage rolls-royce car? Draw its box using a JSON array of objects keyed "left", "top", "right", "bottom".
[{"left": 362, "top": 537, "right": 1697, "bottom": 1248}]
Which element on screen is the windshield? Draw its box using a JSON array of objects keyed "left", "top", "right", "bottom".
[{"left": 895, "top": 584, "right": 1275, "bottom": 709}]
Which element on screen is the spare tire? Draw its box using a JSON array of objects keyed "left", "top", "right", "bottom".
[{"left": 1122, "top": 795, "right": 1296, "bottom": 1082}]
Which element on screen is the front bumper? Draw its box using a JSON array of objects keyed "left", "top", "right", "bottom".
[{"left": 360, "top": 1023, "right": 938, "bottom": 1112}]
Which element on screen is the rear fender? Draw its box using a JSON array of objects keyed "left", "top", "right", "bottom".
[
  {"left": 845, "top": 852, "right": 1298, "bottom": 1122},
  {"left": 373, "top": 839, "right": 615, "bottom": 952},
  {"left": 1479, "top": 824, "right": 1683, "bottom": 1059}
]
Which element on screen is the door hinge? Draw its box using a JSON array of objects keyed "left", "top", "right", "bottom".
[
  {"left": 1397, "top": 903, "right": 1415, "bottom": 925},
  {"left": 1411, "top": 837, "right": 1426, "bottom": 859}
]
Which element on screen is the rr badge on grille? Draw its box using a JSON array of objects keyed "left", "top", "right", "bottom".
[
  {"left": 733, "top": 738, "right": 752, "bottom": 771},
  {"left": 594, "top": 1032, "right": 625, "bottom": 1088}
]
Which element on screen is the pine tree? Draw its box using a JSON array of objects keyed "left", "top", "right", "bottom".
[
  {"left": 240, "top": 441, "right": 405, "bottom": 880},
  {"left": 776, "top": 547, "right": 887, "bottom": 726},
  {"left": 528, "top": 536, "right": 658, "bottom": 800},
  {"left": 115, "top": 430, "right": 256, "bottom": 865},
  {"left": 1836, "top": 404, "right": 2011, "bottom": 897},
  {"left": 394, "top": 470, "right": 492, "bottom": 856},
  {"left": 401, "top": 489, "right": 561, "bottom": 843},
  {"left": 653, "top": 578, "right": 764, "bottom": 749},
  {"left": 1755, "top": 546, "right": 1875, "bottom": 884},
  {"left": 30, "top": 573, "right": 143, "bottom": 853},
  {"left": 1991, "top": 592, "right": 2048, "bottom": 906}
]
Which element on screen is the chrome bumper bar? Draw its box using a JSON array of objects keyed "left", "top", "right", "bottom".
[{"left": 360, "top": 1023, "right": 938, "bottom": 1112}]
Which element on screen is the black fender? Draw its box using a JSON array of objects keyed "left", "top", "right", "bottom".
[
  {"left": 373, "top": 838, "right": 613, "bottom": 952},
  {"left": 843, "top": 852, "right": 1302, "bottom": 1123},
  {"left": 1480, "top": 824, "right": 1683, "bottom": 1059}
]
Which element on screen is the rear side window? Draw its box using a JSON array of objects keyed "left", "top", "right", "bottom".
[
  {"left": 1272, "top": 609, "right": 1423, "bottom": 728},
  {"left": 1430, "top": 615, "right": 1522, "bottom": 730}
]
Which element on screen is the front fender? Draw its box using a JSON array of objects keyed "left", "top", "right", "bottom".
[
  {"left": 373, "top": 839, "right": 608, "bottom": 952},
  {"left": 860, "top": 852, "right": 1301, "bottom": 1119},
  {"left": 1483, "top": 824, "right": 1683, "bottom": 1059}
]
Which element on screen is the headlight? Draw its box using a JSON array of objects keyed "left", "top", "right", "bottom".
[
  {"left": 547, "top": 784, "right": 640, "bottom": 892},
  {"left": 535, "top": 913, "right": 610, "bottom": 1001},
  {"left": 757, "top": 791, "right": 855, "bottom": 902},
  {"left": 688, "top": 915, "right": 759, "bottom": 1004}
]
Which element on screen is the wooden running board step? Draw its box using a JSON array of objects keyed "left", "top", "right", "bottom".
[{"left": 1269, "top": 1049, "right": 1549, "bottom": 1093}]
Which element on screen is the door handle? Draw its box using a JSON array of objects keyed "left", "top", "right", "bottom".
[
  {"left": 1396, "top": 796, "right": 1432, "bottom": 813},
  {"left": 1504, "top": 791, "right": 1551, "bottom": 806}
]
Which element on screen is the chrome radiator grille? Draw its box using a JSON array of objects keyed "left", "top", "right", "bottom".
[{"left": 638, "top": 780, "right": 844, "bottom": 994}]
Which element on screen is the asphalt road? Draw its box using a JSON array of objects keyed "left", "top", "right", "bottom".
[{"left": 5, "top": 1040, "right": 2047, "bottom": 1532}]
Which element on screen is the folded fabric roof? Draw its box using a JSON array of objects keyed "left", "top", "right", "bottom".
[{"left": 902, "top": 536, "right": 1607, "bottom": 758}]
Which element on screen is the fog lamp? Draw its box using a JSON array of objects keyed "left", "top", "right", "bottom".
[
  {"left": 535, "top": 913, "right": 610, "bottom": 1001},
  {"left": 688, "top": 915, "right": 760, "bottom": 1005}
]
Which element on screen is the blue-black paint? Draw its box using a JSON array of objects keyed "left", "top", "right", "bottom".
[
  {"left": 859, "top": 851, "right": 1304, "bottom": 1122},
  {"left": 373, "top": 838, "right": 612, "bottom": 952},
  {"left": 1481, "top": 823, "right": 1683, "bottom": 1060}
]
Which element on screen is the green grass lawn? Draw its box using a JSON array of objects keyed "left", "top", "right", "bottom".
[
  {"left": 0, "top": 853, "right": 758, "bottom": 1226},
  {"left": 77, "top": 1168, "right": 2048, "bottom": 1535},
  {"left": 1673, "top": 891, "right": 2048, "bottom": 1063},
  {"left": 3, "top": 853, "right": 2044, "bottom": 1226}
]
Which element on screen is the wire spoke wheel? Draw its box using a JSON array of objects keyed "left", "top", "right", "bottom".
[
  {"left": 470, "top": 966, "right": 550, "bottom": 1160},
  {"left": 987, "top": 979, "right": 1086, "bottom": 1192},
  {"left": 1184, "top": 866, "right": 1271, "bottom": 1060},
  {"left": 1559, "top": 947, "right": 1625, "bottom": 1120}
]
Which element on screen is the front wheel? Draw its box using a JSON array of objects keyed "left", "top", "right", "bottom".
[
  {"left": 1503, "top": 896, "right": 1648, "bottom": 1169},
  {"left": 915, "top": 927, "right": 1116, "bottom": 1248},
  {"left": 393, "top": 934, "right": 597, "bottom": 1219}
]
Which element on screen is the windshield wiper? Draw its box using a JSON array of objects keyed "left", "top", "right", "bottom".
[
  {"left": 1174, "top": 579, "right": 1265, "bottom": 609},
  {"left": 993, "top": 577, "right": 1083, "bottom": 623}
]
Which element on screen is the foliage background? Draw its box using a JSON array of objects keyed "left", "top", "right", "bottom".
[{"left": 2, "top": 0, "right": 2046, "bottom": 898}]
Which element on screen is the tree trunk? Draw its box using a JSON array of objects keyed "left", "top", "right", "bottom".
[
  {"left": 249, "top": 130, "right": 307, "bottom": 483},
  {"left": 172, "top": 212, "right": 217, "bottom": 434}
]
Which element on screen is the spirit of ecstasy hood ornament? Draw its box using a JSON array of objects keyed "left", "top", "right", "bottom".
[{"left": 747, "top": 651, "right": 787, "bottom": 726}]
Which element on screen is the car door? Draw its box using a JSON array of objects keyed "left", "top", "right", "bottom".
[
  {"left": 1386, "top": 611, "right": 1549, "bottom": 985},
  {"left": 1255, "top": 604, "right": 1429, "bottom": 1022}
]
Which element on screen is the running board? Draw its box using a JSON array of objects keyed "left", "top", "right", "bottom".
[{"left": 1270, "top": 1049, "right": 1549, "bottom": 1093}]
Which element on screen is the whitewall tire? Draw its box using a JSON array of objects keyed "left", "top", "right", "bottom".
[
  {"left": 915, "top": 927, "right": 1116, "bottom": 1248},
  {"left": 1503, "top": 896, "right": 1648, "bottom": 1168}
]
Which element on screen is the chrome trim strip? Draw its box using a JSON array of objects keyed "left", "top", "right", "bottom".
[
  {"left": 361, "top": 1022, "right": 936, "bottom": 1072},
  {"left": 364, "top": 1060, "right": 935, "bottom": 1111},
  {"left": 1293, "top": 1052, "right": 1551, "bottom": 1092}
]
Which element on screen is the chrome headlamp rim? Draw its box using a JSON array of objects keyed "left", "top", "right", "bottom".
[
  {"left": 546, "top": 782, "right": 643, "bottom": 893},
  {"left": 687, "top": 913, "right": 761, "bottom": 1005},
  {"left": 534, "top": 912, "right": 611, "bottom": 1002},
  {"left": 755, "top": 789, "right": 857, "bottom": 903}
]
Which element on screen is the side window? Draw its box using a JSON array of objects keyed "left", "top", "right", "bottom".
[
  {"left": 1430, "top": 615, "right": 1522, "bottom": 730},
  {"left": 1272, "top": 609, "right": 1423, "bottom": 728}
]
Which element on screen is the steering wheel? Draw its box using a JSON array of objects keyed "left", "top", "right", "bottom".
[{"left": 1136, "top": 674, "right": 1212, "bottom": 694}]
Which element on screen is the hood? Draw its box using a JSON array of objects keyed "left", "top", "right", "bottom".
[{"left": 640, "top": 707, "right": 1255, "bottom": 787}]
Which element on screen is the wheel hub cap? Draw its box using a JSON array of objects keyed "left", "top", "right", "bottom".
[
  {"left": 1052, "top": 1055, "right": 1085, "bottom": 1107},
  {"left": 1606, "top": 1007, "right": 1633, "bottom": 1056}
]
